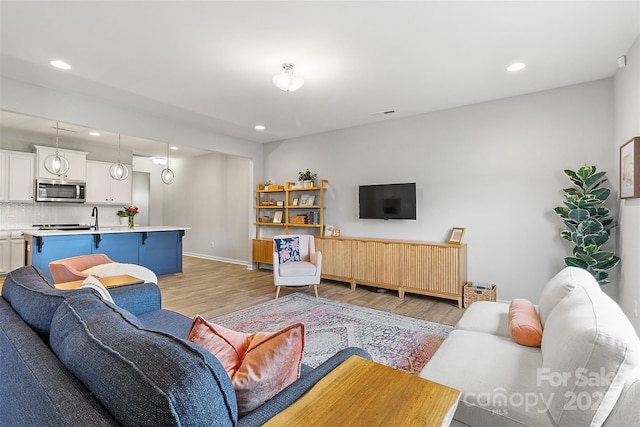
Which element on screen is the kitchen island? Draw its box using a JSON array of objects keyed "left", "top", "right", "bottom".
[{"left": 24, "top": 226, "right": 189, "bottom": 281}]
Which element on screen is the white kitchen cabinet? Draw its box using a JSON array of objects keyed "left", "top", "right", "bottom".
[
  {"left": 7, "top": 151, "right": 35, "bottom": 202},
  {"left": 10, "top": 235, "right": 25, "bottom": 270},
  {"left": 0, "top": 233, "right": 9, "bottom": 274},
  {"left": 85, "top": 160, "right": 132, "bottom": 205},
  {"left": 35, "top": 145, "right": 88, "bottom": 181},
  {"left": 0, "top": 151, "right": 7, "bottom": 201},
  {"left": 0, "top": 232, "right": 27, "bottom": 273}
]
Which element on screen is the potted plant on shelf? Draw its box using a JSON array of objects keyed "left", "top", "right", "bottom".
[
  {"left": 554, "top": 165, "right": 619, "bottom": 285},
  {"left": 298, "top": 169, "right": 317, "bottom": 188}
]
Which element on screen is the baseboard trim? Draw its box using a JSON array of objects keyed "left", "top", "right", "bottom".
[{"left": 183, "top": 252, "right": 252, "bottom": 269}]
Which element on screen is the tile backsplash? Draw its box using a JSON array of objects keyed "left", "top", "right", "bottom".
[{"left": 0, "top": 203, "right": 124, "bottom": 229}]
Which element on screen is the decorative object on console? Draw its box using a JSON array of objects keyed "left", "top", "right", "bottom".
[
  {"left": 448, "top": 227, "right": 465, "bottom": 244},
  {"left": 109, "top": 134, "right": 130, "bottom": 181},
  {"left": 188, "top": 315, "right": 304, "bottom": 416},
  {"left": 272, "top": 63, "right": 304, "bottom": 92},
  {"left": 212, "top": 293, "right": 452, "bottom": 375},
  {"left": 160, "top": 143, "right": 175, "bottom": 184},
  {"left": 554, "top": 165, "right": 619, "bottom": 284},
  {"left": 620, "top": 136, "right": 640, "bottom": 199},
  {"left": 43, "top": 121, "right": 70, "bottom": 175},
  {"left": 324, "top": 225, "right": 334, "bottom": 236}
]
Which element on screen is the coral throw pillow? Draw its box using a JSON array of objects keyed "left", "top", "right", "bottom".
[
  {"left": 188, "top": 315, "right": 304, "bottom": 416},
  {"left": 275, "top": 236, "right": 301, "bottom": 264},
  {"left": 508, "top": 298, "right": 543, "bottom": 347}
]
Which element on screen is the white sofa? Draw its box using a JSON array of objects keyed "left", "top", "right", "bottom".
[{"left": 419, "top": 267, "right": 640, "bottom": 426}]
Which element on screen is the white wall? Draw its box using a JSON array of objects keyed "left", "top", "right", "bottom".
[
  {"left": 162, "top": 153, "right": 253, "bottom": 265},
  {"left": 132, "top": 156, "right": 167, "bottom": 226},
  {"left": 264, "top": 79, "right": 615, "bottom": 303},
  {"left": 614, "top": 34, "right": 640, "bottom": 334}
]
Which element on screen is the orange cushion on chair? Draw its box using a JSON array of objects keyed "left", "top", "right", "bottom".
[
  {"left": 508, "top": 298, "right": 543, "bottom": 347},
  {"left": 188, "top": 315, "right": 304, "bottom": 416}
]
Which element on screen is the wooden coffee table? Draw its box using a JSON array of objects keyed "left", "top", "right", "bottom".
[
  {"left": 55, "top": 274, "right": 144, "bottom": 290},
  {"left": 264, "top": 355, "right": 460, "bottom": 426}
]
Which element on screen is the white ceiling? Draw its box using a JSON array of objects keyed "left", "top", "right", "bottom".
[{"left": 1, "top": 1, "right": 639, "bottom": 155}]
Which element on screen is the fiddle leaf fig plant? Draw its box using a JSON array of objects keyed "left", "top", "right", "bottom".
[{"left": 554, "top": 166, "right": 619, "bottom": 285}]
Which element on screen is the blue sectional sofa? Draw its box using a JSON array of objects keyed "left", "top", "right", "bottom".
[{"left": 0, "top": 266, "right": 369, "bottom": 426}]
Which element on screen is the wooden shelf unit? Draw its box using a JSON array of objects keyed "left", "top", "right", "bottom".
[{"left": 253, "top": 179, "right": 327, "bottom": 266}]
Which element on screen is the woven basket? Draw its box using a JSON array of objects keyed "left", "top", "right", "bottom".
[
  {"left": 266, "top": 185, "right": 284, "bottom": 191},
  {"left": 463, "top": 283, "right": 496, "bottom": 308},
  {"left": 290, "top": 215, "right": 307, "bottom": 224}
]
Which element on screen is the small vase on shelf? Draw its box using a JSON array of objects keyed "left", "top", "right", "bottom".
[{"left": 128, "top": 216, "right": 134, "bottom": 229}]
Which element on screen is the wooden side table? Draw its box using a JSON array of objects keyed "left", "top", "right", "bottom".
[
  {"left": 264, "top": 355, "right": 460, "bottom": 426},
  {"left": 54, "top": 274, "right": 144, "bottom": 290}
]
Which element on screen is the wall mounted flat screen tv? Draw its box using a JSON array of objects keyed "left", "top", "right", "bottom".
[{"left": 359, "top": 182, "right": 416, "bottom": 220}]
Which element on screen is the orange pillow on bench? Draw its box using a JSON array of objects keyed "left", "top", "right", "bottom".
[
  {"left": 508, "top": 298, "right": 543, "bottom": 347},
  {"left": 188, "top": 316, "right": 304, "bottom": 416}
]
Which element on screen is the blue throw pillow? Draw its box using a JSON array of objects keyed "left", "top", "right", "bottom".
[
  {"left": 1, "top": 266, "right": 94, "bottom": 341},
  {"left": 50, "top": 294, "right": 238, "bottom": 426},
  {"left": 275, "top": 237, "right": 301, "bottom": 264}
]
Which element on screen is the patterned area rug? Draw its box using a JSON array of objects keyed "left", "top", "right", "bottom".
[{"left": 211, "top": 293, "right": 452, "bottom": 375}]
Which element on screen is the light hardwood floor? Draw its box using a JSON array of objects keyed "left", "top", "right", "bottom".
[{"left": 158, "top": 256, "right": 465, "bottom": 326}]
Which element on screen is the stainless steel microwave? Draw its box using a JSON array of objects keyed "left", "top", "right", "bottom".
[{"left": 35, "top": 179, "right": 86, "bottom": 203}]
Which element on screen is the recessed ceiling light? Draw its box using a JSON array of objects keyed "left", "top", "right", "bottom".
[
  {"left": 255, "top": 125, "right": 266, "bottom": 131},
  {"left": 169, "top": 146, "right": 178, "bottom": 150},
  {"left": 49, "top": 60, "right": 71, "bottom": 70},
  {"left": 507, "top": 62, "right": 526, "bottom": 72},
  {"left": 89, "top": 131, "right": 100, "bottom": 136}
]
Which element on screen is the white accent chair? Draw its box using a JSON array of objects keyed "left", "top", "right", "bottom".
[{"left": 272, "top": 235, "right": 322, "bottom": 299}]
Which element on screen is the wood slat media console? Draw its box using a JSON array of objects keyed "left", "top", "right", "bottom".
[{"left": 254, "top": 236, "right": 467, "bottom": 307}]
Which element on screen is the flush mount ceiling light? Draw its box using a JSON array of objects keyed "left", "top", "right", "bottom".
[
  {"left": 161, "top": 143, "right": 175, "bottom": 184},
  {"left": 43, "top": 122, "right": 70, "bottom": 175},
  {"left": 255, "top": 124, "right": 265, "bottom": 130},
  {"left": 507, "top": 62, "right": 526, "bottom": 72},
  {"left": 272, "top": 63, "right": 304, "bottom": 92},
  {"left": 109, "top": 134, "right": 130, "bottom": 181}
]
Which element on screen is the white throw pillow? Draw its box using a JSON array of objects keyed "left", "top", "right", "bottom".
[
  {"left": 537, "top": 267, "right": 599, "bottom": 326},
  {"left": 80, "top": 275, "right": 115, "bottom": 304}
]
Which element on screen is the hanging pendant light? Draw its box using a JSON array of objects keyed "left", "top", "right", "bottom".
[
  {"left": 44, "top": 122, "right": 70, "bottom": 176},
  {"left": 109, "top": 134, "right": 130, "bottom": 180},
  {"left": 161, "top": 143, "right": 175, "bottom": 184}
]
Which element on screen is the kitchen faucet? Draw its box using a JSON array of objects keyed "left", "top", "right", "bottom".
[{"left": 91, "top": 206, "right": 99, "bottom": 230}]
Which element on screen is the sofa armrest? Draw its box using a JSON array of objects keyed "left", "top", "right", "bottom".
[
  {"left": 238, "top": 347, "right": 371, "bottom": 426},
  {"left": 109, "top": 283, "right": 162, "bottom": 315}
]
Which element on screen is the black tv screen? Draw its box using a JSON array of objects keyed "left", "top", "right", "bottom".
[{"left": 359, "top": 183, "right": 416, "bottom": 220}]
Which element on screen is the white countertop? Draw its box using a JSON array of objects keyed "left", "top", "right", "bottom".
[{"left": 22, "top": 226, "right": 190, "bottom": 237}]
